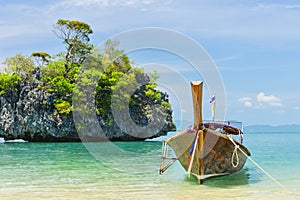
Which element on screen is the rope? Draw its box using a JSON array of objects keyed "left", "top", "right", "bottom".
[
  {"left": 226, "top": 135, "right": 290, "bottom": 193},
  {"left": 187, "top": 130, "right": 199, "bottom": 174},
  {"left": 231, "top": 144, "right": 239, "bottom": 168}
]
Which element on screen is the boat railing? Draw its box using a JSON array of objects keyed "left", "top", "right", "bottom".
[
  {"left": 203, "top": 120, "right": 244, "bottom": 144},
  {"left": 203, "top": 120, "right": 244, "bottom": 132}
]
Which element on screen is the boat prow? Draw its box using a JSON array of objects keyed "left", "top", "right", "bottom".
[
  {"left": 163, "top": 126, "right": 250, "bottom": 183},
  {"left": 159, "top": 81, "right": 251, "bottom": 184}
]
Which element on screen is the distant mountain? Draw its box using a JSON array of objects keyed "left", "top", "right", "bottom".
[{"left": 244, "top": 124, "right": 300, "bottom": 133}]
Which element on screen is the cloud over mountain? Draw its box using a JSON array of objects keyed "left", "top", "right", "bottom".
[
  {"left": 239, "top": 92, "right": 282, "bottom": 108},
  {"left": 257, "top": 92, "right": 282, "bottom": 107}
]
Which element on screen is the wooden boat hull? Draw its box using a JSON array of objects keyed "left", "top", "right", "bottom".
[
  {"left": 159, "top": 82, "right": 250, "bottom": 184},
  {"left": 167, "top": 129, "right": 251, "bottom": 183}
]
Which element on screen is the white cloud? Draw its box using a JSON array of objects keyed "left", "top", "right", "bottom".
[
  {"left": 47, "top": 1, "right": 300, "bottom": 43},
  {"left": 256, "top": 3, "right": 300, "bottom": 10},
  {"left": 3, "top": 1, "right": 300, "bottom": 45},
  {"left": 56, "top": 0, "right": 164, "bottom": 7},
  {"left": 184, "top": 2, "right": 300, "bottom": 43},
  {"left": 238, "top": 97, "right": 253, "bottom": 107},
  {"left": 0, "top": 24, "right": 43, "bottom": 39},
  {"left": 244, "top": 101, "right": 253, "bottom": 107},
  {"left": 292, "top": 106, "right": 300, "bottom": 110},
  {"left": 257, "top": 92, "right": 282, "bottom": 107},
  {"left": 238, "top": 97, "right": 252, "bottom": 102},
  {"left": 0, "top": 4, "right": 48, "bottom": 40},
  {"left": 239, "top": 93, "right": 283, "bottom": 108},
  {"left": 285, "top": 5, "right": 300, "bottom": 9}
]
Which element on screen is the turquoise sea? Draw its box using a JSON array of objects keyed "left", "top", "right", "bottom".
[{"left": 1, "top": 133, "right": 300, "bottom": 200}]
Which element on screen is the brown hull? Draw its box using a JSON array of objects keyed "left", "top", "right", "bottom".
[{"left": 167, "top": 129, "right": 250, "bottom": 183}]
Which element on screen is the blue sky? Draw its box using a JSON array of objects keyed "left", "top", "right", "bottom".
[{"left": 1, "top": 0, "right": 300, "bottom": 125}]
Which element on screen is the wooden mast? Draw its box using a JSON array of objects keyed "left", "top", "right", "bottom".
[
  {"left": 191, "top": 81, "right": 203, "bottom": 129},
  {"left": 190, "top": 81, "right": 204, "bottom": 183}
]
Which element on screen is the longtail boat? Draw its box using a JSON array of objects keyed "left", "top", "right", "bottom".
[{"left": 159, "top": 81, "right": 251, "bottom": 184}]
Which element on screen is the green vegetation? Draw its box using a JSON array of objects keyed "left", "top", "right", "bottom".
[
  {"left": 0, "top": 19, "right": 172, "bottom": 123},
  {"left": 53, "top": 19, "right": 93, "bottom": 76},
  {"left": 32, "top": 52, "right": 51, "bottom": 68},
  {"left": 0, "top": 73, "right": 21, "bottom": 95},
  {"left": 54, "top": 99, "right": 72, "bottom": 114},
  {"left": 2, "top": 54, "right": 35, "bottom": 81}
]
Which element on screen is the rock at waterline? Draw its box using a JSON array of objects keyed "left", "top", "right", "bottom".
[{"left": 0, "top": 85, "right": 176, "bottom": 142}]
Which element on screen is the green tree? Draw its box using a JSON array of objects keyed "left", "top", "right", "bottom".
[
  {"left": 41, "top": 59, "right": 73, "bottom": 96},
  {"left": 2, "top": 54, "right": 35, "bottom": 81},
  {"left": 53, "top": 19, "right": 93, "bottom": 76},
  {"left": 31, "top": 52, "right": 51, "bottom": 66},
  {"left": 31, "top": 52, "right": 51, "bottom": 80},
  {"left": 102, "top": 39, "right": 131, "bottom": 74}
]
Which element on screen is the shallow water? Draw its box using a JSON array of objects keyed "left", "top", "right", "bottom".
[{"left": 0, "top": 133, "right": 299, "bottom": 199}]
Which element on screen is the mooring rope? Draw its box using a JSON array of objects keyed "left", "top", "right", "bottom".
[
  {"left": 231, "top": 144, "right": 239, "bottom": 168},
  {"left": 226, "top": 135, "right": 290, "bottom": 193}
]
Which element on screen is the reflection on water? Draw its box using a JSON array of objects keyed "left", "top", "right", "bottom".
[
  {"left": 184, "top": 168, "right": 255, "bottom": 187},
  {"left": 204, "top": 168, "right": 254, "bottom": 188}
]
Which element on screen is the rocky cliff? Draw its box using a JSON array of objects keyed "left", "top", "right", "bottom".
[
  {"left": 0, "top": 78, "right": 176, "bottom": 142},
  {"left": 0, "top": 20, "right": 176, "bottom": 141}
]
